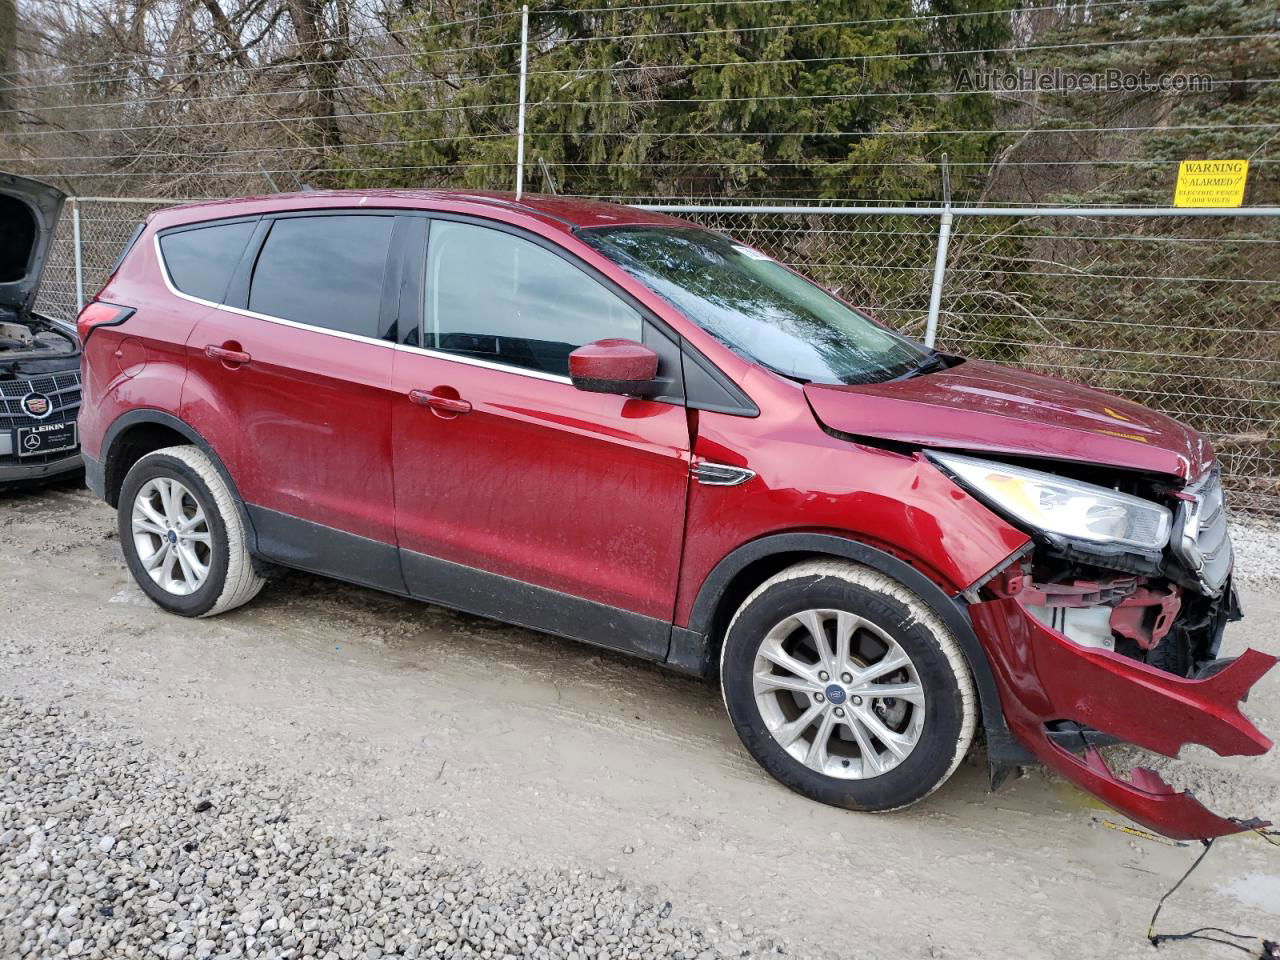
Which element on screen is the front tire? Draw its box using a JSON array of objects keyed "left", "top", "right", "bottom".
[
  {"left": 720, "top": 560, "right": 976, "bottom": 812},
  {"left": 117, "top": 445, "right": 264, "bottom": 617}
]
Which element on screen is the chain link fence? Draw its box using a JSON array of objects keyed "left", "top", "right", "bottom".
[
  {"left": 37, "top": 198, "right": 174, "bottom": 322},
  {"left": 37, "top": 198, "right": 1280, "bottom": 519},
  {"left": 663, "top": 207, "right": 1280, "bottom": 518}
]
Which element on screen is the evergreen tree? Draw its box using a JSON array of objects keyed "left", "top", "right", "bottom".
[
  {"left": 1006, "top": 0, "right": 1278, "bottom": 206},
  {"left": 340, "top": 1, "right": 1016, "bottom": 203},
  {"left": 974, "top": 0, "right": 1280, "bottom": 510}
]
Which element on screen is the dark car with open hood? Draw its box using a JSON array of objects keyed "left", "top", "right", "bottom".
[
  {"left": 0, "top": 173, "right": 83, "bottom": 485},
  {"left": 73, "top": 190, "right": 1274, "bottom": 842}
]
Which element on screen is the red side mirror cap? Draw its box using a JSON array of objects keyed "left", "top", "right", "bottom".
[{"left": 568, "top": 339, "right": 659, "bottom": 396}]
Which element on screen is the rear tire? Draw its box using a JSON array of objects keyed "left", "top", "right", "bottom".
[
  {"left": 720, "top": 559, "right": 976, "bottom": 811},
  {"left": 117, "top": 445, "right": 264, "bottom": 617}
]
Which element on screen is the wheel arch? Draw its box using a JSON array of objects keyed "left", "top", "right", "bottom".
[
  {"left": 675, "top": 532, "right": 1020, "bottom": 762},
  {"left": 98, "top": 409, "right": 259, "bottom": 555}
]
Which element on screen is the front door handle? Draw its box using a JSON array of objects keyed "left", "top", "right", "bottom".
[
  {"left": 205, "top": 344, "right": 252, "bottom": 366},
  {"left": 409, "top": 389, "right": 472, "bottom": 415}
]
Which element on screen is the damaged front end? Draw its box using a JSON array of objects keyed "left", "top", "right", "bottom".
[{"left": 932, "top": 453, "right": 1276, "bottom": 841}]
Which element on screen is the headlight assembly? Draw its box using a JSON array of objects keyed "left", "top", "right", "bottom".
[{"left": 928, "top": 452, "right": 1172, "bottom": 552}]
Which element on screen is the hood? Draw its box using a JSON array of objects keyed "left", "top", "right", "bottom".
[
  {"left": 804, "top": 359, "right": 1212, "bottom": 482},
  {"left": 0, "top": 173, "right": 66, "bottom": 314}
]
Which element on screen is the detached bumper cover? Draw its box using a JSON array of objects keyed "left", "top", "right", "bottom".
[{"left": 970, "top": 595, "right": 1276, "bottom": 841}]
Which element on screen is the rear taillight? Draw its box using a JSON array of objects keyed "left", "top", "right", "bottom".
[{"left": 75, "top": 301, "right": 136, "bottom": 344}]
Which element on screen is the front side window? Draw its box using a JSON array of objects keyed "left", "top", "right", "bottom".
[
  {"left": 249, "top": 215, "right": 394, "bottom": 339},
  {"left": 159, "top": 220, "right": 255, "bottom": 303},
  {"left": 580, "top": 227, "right": 929, "bottom": 385},
  {"left": 424, "top": 220, "right": 642, "bottom": 377}
]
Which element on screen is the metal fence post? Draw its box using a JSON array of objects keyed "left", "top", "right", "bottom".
[
  {"left": 923, "top": 155, "right": 953, "bottom": 350},
  {"left": 515, "top": 4, "right": 529, "bottom": 200},
  {"left": 923, "top": 209, "right": 952, "bottom": 349},
  {"left": 71, "top": 198, "right": 84, "bottom": 314}
]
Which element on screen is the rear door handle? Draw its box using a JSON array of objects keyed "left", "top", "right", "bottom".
[
  {"left": 409, "top": 389, "right": 472, "bottom": 415},
  {"left": 205, "top": 345, "right": 252, "bottom": 366}
]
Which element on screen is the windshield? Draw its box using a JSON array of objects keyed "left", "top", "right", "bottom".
[{"left": 579, "top": 226, "right": 930, "bottom": 385}]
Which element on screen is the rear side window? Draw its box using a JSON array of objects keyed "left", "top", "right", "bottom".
[
  {"left": 159, "top": 221, "right": 255, "bottom": 303},
  {"left": 249, "top": 215, "right": 394, "bottom": 339}
]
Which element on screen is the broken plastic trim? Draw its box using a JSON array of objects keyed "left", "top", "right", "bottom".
[
  {"left": 959, "top": 541, "right": 1033, "bottom": 604},
  {"left": 1037, "top": 530, "right": 1166, "bottom": 579},
  {"left": 969, "top": 594, "right": 1275, "bottom": 840}
]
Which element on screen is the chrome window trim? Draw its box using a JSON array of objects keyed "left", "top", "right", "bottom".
[
  {"left": 155, "top": 233, "right": 574, "bottom": 384},
  {"left": 220, "top": 304, "right": 398, "bottom": 349},
  {"left": 394, "top": 344, "right": 573, "bottom": 384}
]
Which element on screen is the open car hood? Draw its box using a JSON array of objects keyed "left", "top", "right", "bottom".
[
  {"left": 803, "top": 359, "right": 1212, "bottom": 482},
  {"left": 0, "top": 173, "right": 66, "bottom": 314}
]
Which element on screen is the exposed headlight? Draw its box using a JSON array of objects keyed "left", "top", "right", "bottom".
[{"left": 929, "top": 452, "right": 1172, "bottom": 551}]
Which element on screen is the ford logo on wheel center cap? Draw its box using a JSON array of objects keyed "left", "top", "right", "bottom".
[
  {"left": 825, "top": 684, "right": 847, "bottom": 705},
  {"left": 21, "top": 392, "right": 53, "bottom": 419}
]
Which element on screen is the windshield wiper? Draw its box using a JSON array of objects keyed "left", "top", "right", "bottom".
[{"left": 894, "top": 352, "right": 948, "bottom": 381}]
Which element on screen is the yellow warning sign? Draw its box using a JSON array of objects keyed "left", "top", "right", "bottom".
[{"left": 1174, "top": 159, "right": 1248, "bottom": 207}]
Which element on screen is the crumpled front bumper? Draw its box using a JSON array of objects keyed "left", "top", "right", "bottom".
[{"left": 969, "top": 595, "right": 1276, "bottom": 841}]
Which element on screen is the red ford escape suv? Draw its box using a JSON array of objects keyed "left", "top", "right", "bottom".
[{"left": 78, "top": 191, "right": 1274, "bottom": 841}]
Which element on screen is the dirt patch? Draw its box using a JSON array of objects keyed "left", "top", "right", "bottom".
[{"left": 2, "top": 478, "right": 1278, "bottom": 958}]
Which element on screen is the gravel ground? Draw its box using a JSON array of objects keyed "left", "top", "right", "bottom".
[
  {"left": 2, "top": 480, "right": 1278, "bottom": 960},
  {"left": 1, "top": 696, "right": 792, "bottom": 960},
  {"left": 1231, "top": 520, "right": 1280, "bottom": 587}
]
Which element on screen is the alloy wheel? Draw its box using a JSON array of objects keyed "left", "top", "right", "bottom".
[
  {"left": 130, "top": 477, "right": 213, "bottom": 596},
  {"left": 752, "top": 608, "right": 926, "bottom": 779}
]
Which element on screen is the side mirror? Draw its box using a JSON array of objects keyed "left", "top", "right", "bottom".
[{"left": 568, "top": 338, "right": 660, "bottom": 396}]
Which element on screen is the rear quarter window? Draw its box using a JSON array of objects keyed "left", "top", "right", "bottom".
[{"left": 159, "top": 220, "right": 256, "bottom": 304}]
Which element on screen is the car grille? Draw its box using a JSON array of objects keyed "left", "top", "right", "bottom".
[
  {"left": 0, "top": 370, "right": 82, "bottom": 465},
  {"left": 1174, "top": 467, "right": 1233, "bottom": 594}
]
